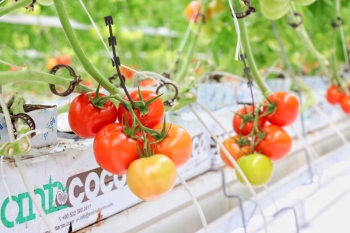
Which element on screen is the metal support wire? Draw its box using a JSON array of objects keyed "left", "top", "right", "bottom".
[
  {"left": 270, "top": 21, "right": 314, "bottom": 184},
  {"left": 273, "top": 207, "right": 300, "bottom": 233},
  {"left": 212, "top": 168, "right": 247, "bottom": 233}
]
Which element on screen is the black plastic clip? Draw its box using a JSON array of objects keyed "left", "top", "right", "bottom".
[
  {"left": 11, "top": 113, "right": 36, "bottom": 138},
  {"left": 49, "top": 64, "right": 82, "bottom": 97},
  {"left": 104, "top": 15, "right": 135, "bottom": 109},
  {"left": 156, "top": 82, "right": 179, "bottom": 107},
  {"left": 330, "top": 17, "right": 344, "bottom": 28},
  {"left": 287, "top": 12, "right": 304, "bottom": 29},
  {"left": 231, "top": 0, "right": 256, "bottom": 19},
  {"left": 240, "top": 53, "right": 255, "bottom": 108}
]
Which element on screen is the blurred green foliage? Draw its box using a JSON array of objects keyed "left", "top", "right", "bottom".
[{"left": 0, "top": 0, "right": 349, "bottom": 83}]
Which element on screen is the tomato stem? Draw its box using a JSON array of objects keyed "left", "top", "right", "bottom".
[
  {"left": 53, "top": 0, "right": 121, "bottom": 95},
  {"left": 0, "top": 0, "right": 32, "bottom": 17},
  {"left": 231, "top": 0, "right": 272, "bottom": 96},
  {"left": 174, "top": 0, "right": 210, "bottom": 83},
  {"left": 0, "top": 70, "right": 92, "bottom": 93}
]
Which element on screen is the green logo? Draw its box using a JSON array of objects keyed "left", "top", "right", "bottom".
[{"left": 1, "top": 177, "right": 68, "bottom": 228}]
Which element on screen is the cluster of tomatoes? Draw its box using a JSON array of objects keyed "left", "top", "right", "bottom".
[
  {"left": 220, "top": 92, "right": 299, "bottom": 186},
  {"left": 326, "top": 85, "right": 350, "bottom": 114},
  {"left": 68, "top": 88, "right": 192, "bottom": 201}
]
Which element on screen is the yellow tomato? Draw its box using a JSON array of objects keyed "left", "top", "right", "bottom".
[{"left": 126, "top": 154, "right": 177, "bottom": 201}]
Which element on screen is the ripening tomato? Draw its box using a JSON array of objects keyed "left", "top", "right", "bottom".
[
  {"left": 263, "top": 92, "right": 299, "bottom": 127},
  {"left": 68, "top": 92, "right": 118, "bottom": 138},
  {"left": 127, "top": 154, "right": 177, "bottom": 201},
  {"left": 233, "top": 105, "right": 266, "bottom": 136},
  {"left": 185, "top": 1, "right": 209, "bottom": 23},
  {"left": 340, "top": 95, "right": 350, "bottom": 114},
  {"left": 147, "top": 123, "right": 192, "bottom": 168},
  {"left": 326, "top": 85, "right": 343, "bottom": 105},
  {"left": 9, "top": 67, "right": 19, "bottom": 72},
  {"left": 207, "top": 0, "right": 225, "bottom": 18},
  {"left": 117, "top": 90, "right": 164, "bottom": 128},
  {"left": 219, "top": 136, "right": 250, "bottom": 168},
  {"left": 94, "top": 123, "right": 141, "bottom": 175},
  {"left": 45, "top": 58, "right": 58, "bottom": 70},
  {"left": 235, "top": 154, "right": 273, "bottom": 186},
  {"left": 255, "top": 124, "right": 292, "bottom": 161},
  {"left": 57, "top": 54, "right": 71, "bottom": 65},
  {"left": 120, "top": 66, "right": 136, "bottom": 80},
  {"left": 81, "top": 80, "right": 94, "bottom": 87},
  {"left": 139, "top": 79, "right": 157, "bottom": 87}
]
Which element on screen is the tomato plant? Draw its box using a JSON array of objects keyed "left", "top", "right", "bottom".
[
  {"left": 68, "top": 92, "right": 118, "bottom": 138},
  {"left": 117, "top": 90, "right": 164, "bottom": 128},
  {"left": 263, "top": 92, "right": 299, "bottom": 127},
  {"left": 326, "top": 85, "right": 343, "bottom": 105},
  {"left": 219, "top": 136, "right": 250, "bottom": 168},
  {"left": 127, "top": 154, "right": 177, "bottom": 201},
  {"left": 235, "top": 154, "right": 273, "bottom": 186},
  {"left": 56, "top": 54, "right": 71, "bottom": 65},
  {"left": 340, "top": 95, "right": 350, "bottom": 114},
  {"left": 255, "top": 124, "right": 292, "bottom": 161},
  {"left": 233, "top": 105, "right": 266, "bottom": 136},
  {"left": 93, "top": 123, "right": 141, "bottom": 175},
  {"left": 147, "top": 123, "right": 192, "bottom": 168}
]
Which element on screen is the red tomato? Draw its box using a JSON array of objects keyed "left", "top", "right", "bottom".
[
  {"left": 68, "top": 92, "right": 118, "bottom": 138},
  {"left": 57, "top": 54, "right": 71, "bottom": 65},
  {"left": 120, "top": 66, "right": 136, "bottom": 80},
  {"left": 127, "top": 154, "right": 177, "bottom": 201},
  {"left": 220, "top": 136, "right": 250, "bottom": 168},
  {"left": 263, "top": 92, "right": 299, "bottom": 127},
  {"left": 233, "top": 105, "right": 266, "bottom": 136},
  {"left": 94, "top": 123, "right": 141, "bottom": 175},
  {"left": 255, "top": 125, "right": 292, "bottom": 161},
  {"left": 117, "top": 90, "right": 164, "bottom": 128},
  {"left": 147, "top": 123, "right": 192, "bottom": 168},
  {"left": 326, "top": 85, "right": 343, "bottom": 105},
  {"left": 139, "top": 79, "right": 157, "bottom": 87},
  {"left": 236, "top": 154, "right": 273, "bottom": 186},
  {"left": 45, "top": 58, "right": 58, "bottom": 70},
  {"left": 340, "top": 95, "right": 350, "bottom": 114}
]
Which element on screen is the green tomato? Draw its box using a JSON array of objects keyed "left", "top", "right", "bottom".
[
  {"left": 260, "top": 2, "right": 290, "bottom": 20},
  {"left": 37, "top": 0, "right": 54, "bottom": 6},
  {"left": 259, "top": 0, "right": 290, "bottom": 12},
  {"left": 292, "top": 0, "right": 315, "bottom": 6},
  {"left": 235, "top": 154, "right": 273, "bottom": 187}
]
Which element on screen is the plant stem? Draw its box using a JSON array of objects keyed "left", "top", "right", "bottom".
[
  {"left": 174, "top": 0, "right": 209, "bottom": 83},
  {"left": 0, "top": 70, "right": 93, "bottom": 93},
  {"left": 0, "top": 0, "right": 31, "bottom": 17},
  {"left": 288, "top": 9, "right": 330, "bottom": 77},
  {"left": 232, "top": 0, "right": 272, "bottom": 96},
  {"left": 53, "top": 0, "right": 119, "bottom": 95}
]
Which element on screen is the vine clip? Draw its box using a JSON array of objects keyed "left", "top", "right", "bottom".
[
  {"left": 330, "top": 17, "right": 344, "bottom": 28},
  {"left": 104, "top": 15, "right": 135, "bottom": 109},
  {"left": 49, "top": 64, "right": 82, "bottom": 97},
  {"left": 231, "top": 0, "right": 256, "bottom": 19}
]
